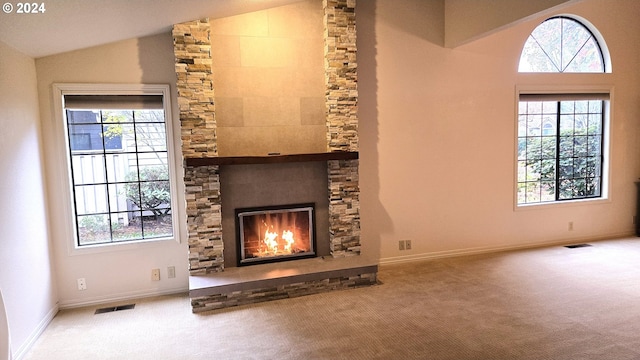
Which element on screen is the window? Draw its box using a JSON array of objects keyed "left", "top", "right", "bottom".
[
  {"left": 55, "top": 84, "right": 178, "bottom": 247},
  {"left": 518, "top": 16, "right": 604, "bottom": 73},
  {"left": 68, "top": 110, "right": 123, "bottom": 151},
  {"left": 517, "top": 16, "right": 610, "bottom": 206},
  {"left": 517, "top": 95, "right": 607, "bottom": 204}
]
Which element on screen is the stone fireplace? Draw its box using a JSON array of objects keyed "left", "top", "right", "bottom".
[{"left": 173, "top": 0, "right": 376, "bottom": 312}]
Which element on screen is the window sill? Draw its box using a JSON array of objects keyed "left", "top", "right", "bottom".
[
  {"left": 515, "top": 196, "right": 611, "bottom": 211},
  {"left": 67, "top": 236, "right": 179, "bottom": 257}
]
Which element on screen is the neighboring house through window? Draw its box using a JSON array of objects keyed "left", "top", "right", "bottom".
[
  {"left": 516, "top": 16, "right": 611, "bottom": 206},
  {"left": 54, "top": 84, "right": 179, "bottom": 247}
]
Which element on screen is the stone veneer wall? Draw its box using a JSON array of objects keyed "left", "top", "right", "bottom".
[
  {"left": 173, "top": 19, "right": 217, "bottom": 158},
  {"left": 173, "top": 0, "right": 360, "bottom": 275},
  {"left": 324, "top": 0, "right": 361, "bottom": 256},
  {"left": 328, "top": 159, "right": 360, "bottom": 256},
  {"left": 324, "top": 0, "right": 358, "bottom": 152},
  {"left": 173, "top": 19, "right": 224, "bottom": 274},
  {"left": 191, "top": 273, "right": 376, "bottom": 312}
]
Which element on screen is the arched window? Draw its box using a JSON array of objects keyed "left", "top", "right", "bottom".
[
  {"left": 516, "top": 16, "right": 610, "bottom": 206},
  {"left": 518, "top": 16, "right": 605, "bottom": 73}
]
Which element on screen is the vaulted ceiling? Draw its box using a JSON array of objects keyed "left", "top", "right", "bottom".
[
  {"left": 0, "top": 0, "right": 579, "bottom": 59},
  {"left": 0, "top": 0, "right": 307, "bottom": 58}
]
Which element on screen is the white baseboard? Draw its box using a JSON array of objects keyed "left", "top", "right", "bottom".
[
  {"left": 379, "top": 232, "right": 635, "bottom": 266},
  {"left": 13, "top": 304, "right": 58, "bottom": 360},
  {"left": 58, "top": 287, "right": 189, "bottom": 310}
]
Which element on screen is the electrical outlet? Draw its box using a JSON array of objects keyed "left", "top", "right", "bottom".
[
  {"left": 77, "top": 278, "right": 87, "bottom": 291},
  {"left": 398, "top": 240, "right": 405, "bottom": 251},
  {"left": 568, "top": 221, "right": 574, "bottom": 231},
  {"left": 151, "top": 268, "right": 161, "bottom": 281},
  {"left": 167, "top": 266, "right": 176, "bottom": 279},
  {"left": 405, "top": 240, "right": 412, "bottom": 250},
  {"left": 634, "top": 215, "right": 637, "bottom": 225}
]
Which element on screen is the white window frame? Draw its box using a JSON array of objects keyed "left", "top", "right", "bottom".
[
  {"left": 53, "top": 83, "right": 181, "bottom": 253},
  {"left": 514, "top": 85, "right": 613, "bottom": 210}
]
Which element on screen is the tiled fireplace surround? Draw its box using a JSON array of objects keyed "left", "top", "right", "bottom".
[{"left": 172, "top": 0, "right": 377, "bottom": 312}]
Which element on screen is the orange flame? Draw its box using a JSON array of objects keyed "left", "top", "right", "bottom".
[
  {"left": 264, "top": 229, "right": 279, "bottom": 253},
  {"left": 262, "top": 229, "right": 296, "bottom": 255}
]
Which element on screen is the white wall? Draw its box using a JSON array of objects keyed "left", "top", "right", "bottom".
[
  {"left": 358, "top": 0, "right": 640, "bottom": 263},
  {"left": 0, "top": 41, "right": 57, "bottom": 359},
  {"left": 35, "top": 33, "right": 189, "bottom": 308}
]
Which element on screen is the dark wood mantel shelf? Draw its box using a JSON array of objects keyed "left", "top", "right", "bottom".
[{"left": 184, "top": 151, "right": 359, "bottom": 167}]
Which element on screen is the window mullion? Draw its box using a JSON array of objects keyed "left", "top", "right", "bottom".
[
  {"left": 132, "top": 111, "right": 145, "bottom": 238},
  {"left": 555, "top": 102, "right": 561, "bottom": 201},
  {"left": 560, "top": 18, "right": 564, "bottom": 72},
  {"left": 598, "top": 100, "right": 605, "bottom": 197},
  {"left": 99, "top": 110, "right": 115, "bottom": 243}
]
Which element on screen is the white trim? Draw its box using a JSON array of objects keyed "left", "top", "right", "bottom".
[
  {"left": 57, "top": 287, "right": 188, "bottom": 310},
  {"left": 12, "top": 305, "right": 58, "bottom": 360},
  {"left": 516, "top": 84, "right": 614, "bottom": 96},
  {"left": 513, "top": 84, "right": 614, "bottom": 211},
  {"left": 379, "top": 231, "right": 634, "bottom": 266},
  {"left": 52, "top": 83, "right": 182, "bottom": 256}
]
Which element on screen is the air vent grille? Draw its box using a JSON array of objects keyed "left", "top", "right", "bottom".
[
  {"left": 564, "top": 244, "right": 592, "bottom": 249},
  {"left": 94, "top": 304, "right": 135, "bottom": 314}
]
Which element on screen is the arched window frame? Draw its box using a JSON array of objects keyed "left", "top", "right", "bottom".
[{"left": 518, "top": 15, "right": 612, "bottom": 74}]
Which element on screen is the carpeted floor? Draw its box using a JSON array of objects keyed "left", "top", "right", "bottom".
[{"left": 22, "top": 237, "right": 640, "bottom": 359}]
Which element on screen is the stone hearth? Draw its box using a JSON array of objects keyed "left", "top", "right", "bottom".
[
  {"left": 172, "top": 0, "right": 376, "bottom": 312},
  {"left": 190, "top": 256, "right": 377, "bottom": 312}
]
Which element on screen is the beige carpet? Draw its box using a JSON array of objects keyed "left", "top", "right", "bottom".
[{"left": 23, "top": 237, "right": 640, "bottom": 360}]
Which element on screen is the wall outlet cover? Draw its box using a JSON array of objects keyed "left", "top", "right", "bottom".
[{"left": 77, "top": 278, "right": 87, "bottom": 290}]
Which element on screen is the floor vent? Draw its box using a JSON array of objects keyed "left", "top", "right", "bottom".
[
  {"left": 564, "top": 244, "right": 592, "bottom": 249},
  {"left": 94, "top": 304, "right": 135, "bottom": 314}
]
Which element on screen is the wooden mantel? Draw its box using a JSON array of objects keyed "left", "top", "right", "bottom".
[{"left": 184, "top": 151, "right": 359, "bottom": 167}]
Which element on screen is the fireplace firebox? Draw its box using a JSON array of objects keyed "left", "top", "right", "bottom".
[{"left": 236, "top": 203, "right": 316, "bottom": 266}]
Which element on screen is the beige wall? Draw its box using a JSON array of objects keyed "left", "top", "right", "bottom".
[
  {"left": 444, "top": 0, "right": 579, "bottom": 47},
  {"left": 35, "top": 33, "right": 189, "bottom": 307},
  {"left": 358, "top": 0, "right": 640, "bottom": 263},
  {"left": 211, "top": 0, "right": 327, "bottom": 156},
  {"left": 0, "top": 41, "right": 57, "bottom": 358}
]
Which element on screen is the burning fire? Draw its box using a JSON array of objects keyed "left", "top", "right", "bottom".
[
  {"left": 262, "top": 227, "right": 296, "bottom": 255},
  {"left": 264, "top": 229, "right": 279, "bottom": 253},
  {"left": 240, "top": 209, "right": 313, "bottom": 262},
  {"left": 282, "top": 230, "right": 294, "bottom": 252}
]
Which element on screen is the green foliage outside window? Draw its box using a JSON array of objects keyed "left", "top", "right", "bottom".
[{"left": 123, "top": 166, "right": 171, "bottom": 219}]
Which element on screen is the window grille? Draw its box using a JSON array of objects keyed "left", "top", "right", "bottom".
[{"left": 518, "top": 16, "right": 605, "bottom": 73}]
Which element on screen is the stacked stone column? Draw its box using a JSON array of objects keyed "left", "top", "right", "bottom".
[
  {"left": 173, "top": 1, "right": 362, "bottom": 274},
  {"left": 173, "top": 19, "right": 224, "bottom": 274},
  {"left": 324, "top": 0, "right": 360, "bottom": 256}
]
